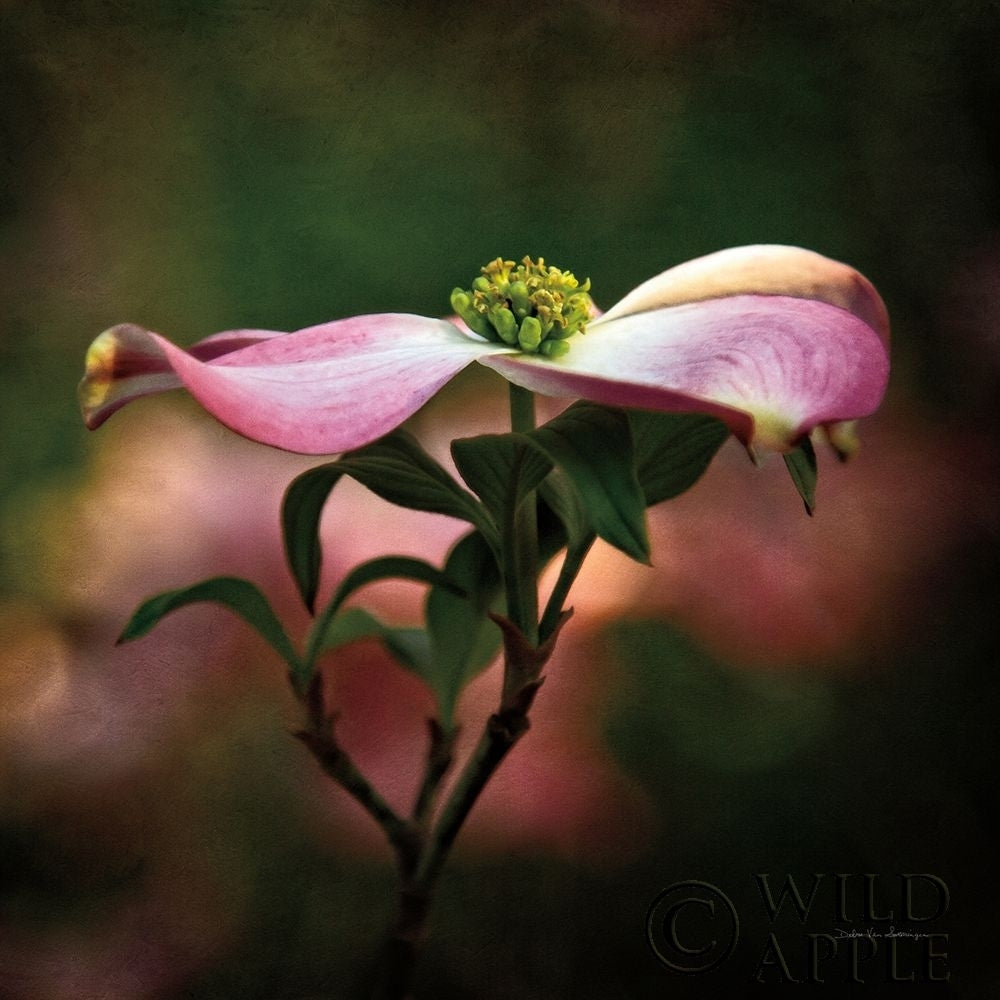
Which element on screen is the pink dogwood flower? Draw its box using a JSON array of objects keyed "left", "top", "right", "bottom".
[{"left": 79, "top": 245, "right": 889, "bottom": 455}]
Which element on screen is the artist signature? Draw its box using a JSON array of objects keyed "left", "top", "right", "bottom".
[{"left": 833, "top": 926, "right": 938, "bottom": 941}]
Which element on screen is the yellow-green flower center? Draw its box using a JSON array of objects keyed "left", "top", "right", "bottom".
[{"left": 450, "top": 256, "right": 594, "bottom": 357}]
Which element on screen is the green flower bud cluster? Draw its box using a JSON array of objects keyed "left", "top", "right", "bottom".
[{"left": 450, "top": 256, "right": 594, "bottom": 357}]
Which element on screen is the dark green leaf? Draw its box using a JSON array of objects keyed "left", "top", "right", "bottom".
[
  {"left": 628, "top": 411, "right": 729, "bottom": 507},
  {"left": 282, "top": 430, "right": 492, "bottom": 613},
  {"left": 305, "top": 555, "right": 465, "bottom": 665},
  {"left": 537, "top": 469, "right": 590, "bottom": 550},
  {"left": 118, "top": 576, "right": 300, "bottom": 672},
  {"left": 425, "top": 531, "right": 504, "bottom": 726},
  {"left": 317, "top": 606, "right": 433, "bottom": 678},
  {"left": 783, "top": 436, "right": 818, "bottom": 515},
  {"left": 528, "top": 402, "right": 650, "bottom": 564},
  {"left": 451, "top": 432, "right": 552, "bottom": 526}
]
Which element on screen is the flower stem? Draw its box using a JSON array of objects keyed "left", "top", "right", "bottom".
[
  {"left": 371, "top": 885, "right": 431, "bottom": 1000},
  {"left": 505, "top": 383, "right": 539, "bottom": 644},
  {"left": 302, "top": 386, "right": 580, "bottom": 998},
  {"left": 508, "top": 380, "right": 536, "bottom": 434}
]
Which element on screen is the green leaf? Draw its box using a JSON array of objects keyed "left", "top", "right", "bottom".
[
  {"left": 628, "top": 411, "right": 730, "bottom": 507},
  {"left": 316, "top": 537, "right": 503, "bottom": 726},
  {"left": 282, "top": 430, "right": 493, "bottom": 613},
  {"left": 118, "top": 576, "right": 300, "bottom": 672},
  {"left": 305, "top": 555, "right": 465, "bottom": 666},
  {"left": 316, "top": 606, "right": 433, "bottom": 679},
  {"left": 528, "top": 402, "right": 650, "bottom": 564},
  {"left": 537, "top": 469, "right": 590, "bottom": 550},
  {"left": 425, "top": 531, "right": 504, "bottom": 727},
  {"left": 783, "top": 436, "right": 818, "bottom": 515},
  {"left": 451, "top": 432, "right": 552, "bottom": 526}
]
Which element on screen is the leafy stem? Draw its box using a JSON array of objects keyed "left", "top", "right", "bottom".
[{"left": 116, "top": 400, "right": 737, "bottom": 999}]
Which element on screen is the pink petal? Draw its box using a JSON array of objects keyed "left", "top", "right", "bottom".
[
  {"left": 79, "top": 325, "right": 288, "bottom": 430},
  {"left": 81, "top": 315, "right": 498, "bottom": 454},
  {"left": 599, "top": 244, "right": 890, "bottom": 347},
  {"left": 187, "top": 329, "right": 290, "bottom": 359},
  {"left": 480, "top": 294, "right": 889, "bottom": 451},
  {"left": 82, "top": 247, "right": 888, "bottom": 456}
]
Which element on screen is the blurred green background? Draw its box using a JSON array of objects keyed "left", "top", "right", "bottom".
[{"left": 1, "top": 1, "right": 998, "bottom": 996}]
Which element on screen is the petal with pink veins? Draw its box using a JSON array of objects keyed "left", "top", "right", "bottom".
[
  {"left": 81, "top": 314, "right": 498, "bottom": 454},
  {"left": 483, "top": 292, "right": 889, "bottom": 452}
]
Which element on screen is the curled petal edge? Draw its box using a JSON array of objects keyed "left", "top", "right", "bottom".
[
  {"left": 79, "top": 324, "right": 287, "bottom": 430},
  {"left": 597, "top": 244, "right": 890, "bottom": 348}
]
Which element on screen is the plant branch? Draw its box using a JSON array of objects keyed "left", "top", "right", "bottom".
[
  {"left": 294, "top": 673, "right": 420, "bottom": 871},
  {"left": 411, "top": 719, "right": 458, "bottom": 828},
  {"left": 413, "top": 611, "right": 569, "bottom": 891},
  {"left": 413, "top": 690, "right": 538, "bottom": 891},
  {"left": 538, "top": 533, "right": 595, "bottom": 642}
]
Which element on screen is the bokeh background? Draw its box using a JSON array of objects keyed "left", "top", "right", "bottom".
[{"left": 2, "top": 1, "right": 998, "bottom": 996}]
